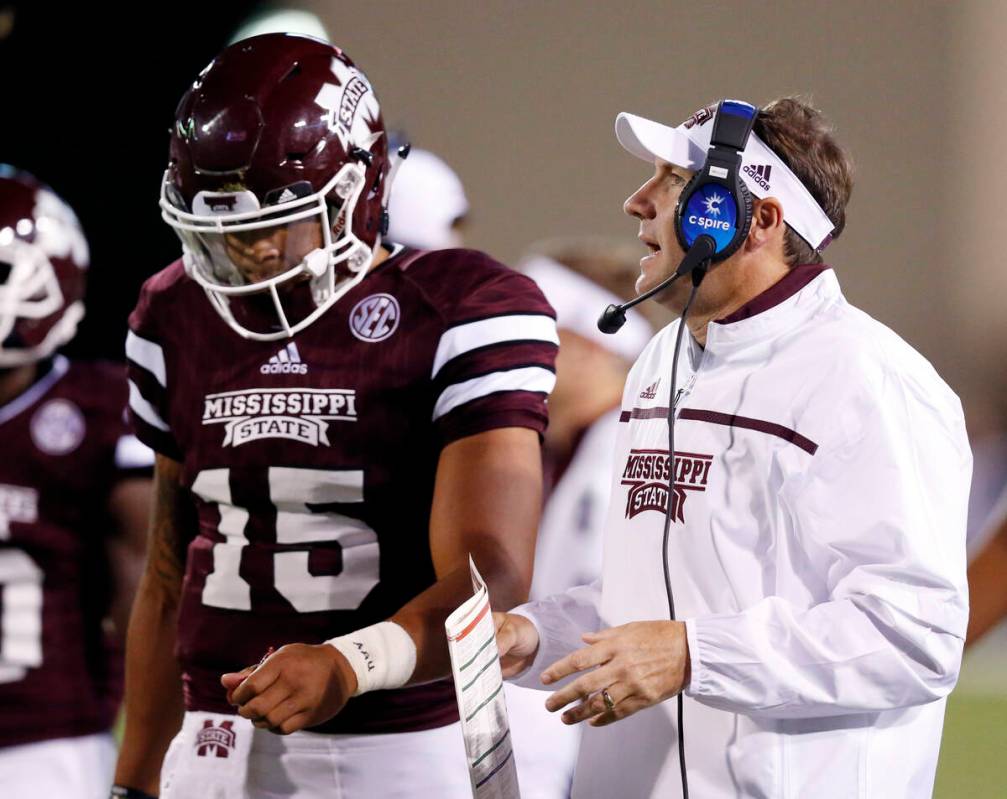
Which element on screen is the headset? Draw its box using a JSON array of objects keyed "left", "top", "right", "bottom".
[
  {"left": 675, "top": 99, "right": 757, "bottom": 261},
  {"left": 598, "top": 99, "right": 759, "bottom": 799},
  {"left": 596, "top": 99, "right": 758, "bottom": 335}
]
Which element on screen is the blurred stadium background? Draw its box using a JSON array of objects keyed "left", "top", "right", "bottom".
[{"left": 2, "top": 1, "right": 1004, "bottom": 795}]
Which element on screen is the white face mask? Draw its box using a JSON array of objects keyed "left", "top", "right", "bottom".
[
  {"left": 160, "top": 162, "right": 377, "bottom": 341},
  {"left": 0, "top": 238, "right": 84, "bottom": 369}
]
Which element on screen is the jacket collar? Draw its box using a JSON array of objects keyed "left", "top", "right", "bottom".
[{"left": 700, "top": 264, "right": 840, "bottom": 355}]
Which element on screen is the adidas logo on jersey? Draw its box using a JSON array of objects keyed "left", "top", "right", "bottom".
[
  {"left": 640, "top": 379, "right": 660, "bottom": 400},
  {"left": 261, "top": 343, "right": 308, "bottom": 375}
]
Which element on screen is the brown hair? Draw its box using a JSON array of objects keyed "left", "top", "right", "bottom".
[{"left": 752, "top": 97, "right": 854, "bottom": 266}]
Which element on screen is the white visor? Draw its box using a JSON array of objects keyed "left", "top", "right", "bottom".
[{"left": 615, "top": 111, "right": 834, "bottom": 250}]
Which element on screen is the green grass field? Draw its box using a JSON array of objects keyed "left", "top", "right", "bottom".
[
  {"left": 935, "top": 692, "right": 1007, "bottom": 798},
  {"left": 934, "top": 634, "right": 1007, "bottom": 799}
]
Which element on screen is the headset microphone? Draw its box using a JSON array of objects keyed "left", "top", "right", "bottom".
[{"left": 597, "top": 234, "right": 716, "bottom": 334}]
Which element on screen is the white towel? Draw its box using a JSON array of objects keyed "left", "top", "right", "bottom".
[{"left": 160, "top": 712, "right": 254, "bottom": 799}]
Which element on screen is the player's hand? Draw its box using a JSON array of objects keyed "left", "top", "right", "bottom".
[
  {"left": 494, "top": 612, "right": 540, "bottom": 678},
  {"left": 220, "top": 643, "right": 358, "bottom": 734},
  {"left": 540, "top": 620, "right": 690, "bottom": 727}
]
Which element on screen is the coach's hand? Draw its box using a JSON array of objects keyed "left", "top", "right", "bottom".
[
  {"left": 494, "top": 612, "right": 540, "bottom": 678},
  {"left": 221, "top": 644, "right": 357, "bottom": 734},
  {"left": 541, "top": 620, "right": 690, "bottom": 727}
]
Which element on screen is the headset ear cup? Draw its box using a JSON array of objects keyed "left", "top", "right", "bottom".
[
  {"left": 735, "top": 179, "right": 753, "bottom": 253},
  {"left": 674, "top": 172, "right": 705, "bottom": 254}
]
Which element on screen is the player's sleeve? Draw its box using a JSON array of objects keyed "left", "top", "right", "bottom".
[
  {"left": 683, "top": 364, "right": 972, "bottom": 718},
  {"left": 108, "top": 366, "right": 155, "bottom": 478},
  {"left": 430, "top": 267, "right": 558, "bottom": 446},
  {"left": 506, "top": 579, "right": 604, "bottom": 691},
  {"left": 124, "top": 279, "right": 183, "bottom": 460}
]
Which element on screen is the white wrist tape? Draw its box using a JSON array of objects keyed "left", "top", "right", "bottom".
[{"left": 326, "top": 621, "right": 417, "bottom": 697}]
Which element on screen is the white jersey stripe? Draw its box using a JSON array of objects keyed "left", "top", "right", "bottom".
[
  {"left": 431, "top": 315, "right": 558, "bottom": 379},
  {"left": 268, "top": 466, "right": 364, "bottom": 510},
  {"left": 125, "top": 331, "right": 167, "bottom": 387},
  {"left": 114, "top": 434, "right": 155, "bottom": 470},
  {"left": 433, "top": 367, "right": 556, "bottom": 421},
  {"left": 128, "top": 380, "right": 171, "bottom": 432}
]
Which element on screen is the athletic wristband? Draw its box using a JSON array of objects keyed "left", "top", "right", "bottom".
[
  {"left": 326, "top": 620, "right": 417, "bottom": 696},
  {"left": 110, "top": 786, "right": 158, "bottom": 799}
]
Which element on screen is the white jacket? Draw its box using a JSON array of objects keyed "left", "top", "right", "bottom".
[{"left": 510, "top": 266, "right": 971, "bottom": 798}]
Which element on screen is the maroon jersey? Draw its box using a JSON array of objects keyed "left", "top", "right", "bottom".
[
  {"left": 0, "top": 357, "right": 153, "bottom": 748},
  {"left": 126, "top": 247, "right": 558, "bottom": 734}
]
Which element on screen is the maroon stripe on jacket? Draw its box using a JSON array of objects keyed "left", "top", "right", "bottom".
[
  {"left": 619, "top": 406, "right": 817, "bottom": 455},
  {"left": 679, "top": 409, "right": 818, "bottom": 455}
]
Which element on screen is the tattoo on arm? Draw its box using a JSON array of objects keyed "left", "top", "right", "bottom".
[{"left": 147, "top": 455, "right": 193, "bottom": 600}]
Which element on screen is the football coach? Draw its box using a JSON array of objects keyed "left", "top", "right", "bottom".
[{"left": 495, "top": 97, "right": 971, "bottom": 798}]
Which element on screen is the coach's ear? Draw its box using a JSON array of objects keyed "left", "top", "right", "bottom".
[{"left": 746, "top": 197, "right": 785, "bottom": 253}]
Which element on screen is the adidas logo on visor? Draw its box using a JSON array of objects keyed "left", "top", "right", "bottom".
[
  {"left": 260, "top": 342, "right": 308, "bottom": 375},
  {"left": 742, "top": 163, "right": 772, "bottom": 191}
]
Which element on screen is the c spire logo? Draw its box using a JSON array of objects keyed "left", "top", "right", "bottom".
[{"left": 702, "top": 192, "right": 725, "bottom": 216}]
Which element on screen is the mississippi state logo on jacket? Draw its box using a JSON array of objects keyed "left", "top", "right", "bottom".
[{"left": 620, "top": 448, "right": 713, "bottom": 522}]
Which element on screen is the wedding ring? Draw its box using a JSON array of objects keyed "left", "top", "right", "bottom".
[{"left": 602, "top": 688, "right": 616, "bottom": 711}]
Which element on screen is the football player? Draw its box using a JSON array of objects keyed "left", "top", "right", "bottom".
[
  {"left": 0, "top": 167, "right": 152, "bottom": 797},
  {"left": 113, "top": 34, "right": 557, "bottom": 799}
]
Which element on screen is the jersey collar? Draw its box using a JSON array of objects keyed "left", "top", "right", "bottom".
[{"left": 0, "top": 355, "right": 69, "bottom": 427}]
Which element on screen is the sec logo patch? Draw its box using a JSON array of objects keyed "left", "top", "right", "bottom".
[
  {"left": 31, "top": 399, "right": 85, "bottom": 455},
  {"left": 349, "top": 293, "right": 400, "bottom": 342}
]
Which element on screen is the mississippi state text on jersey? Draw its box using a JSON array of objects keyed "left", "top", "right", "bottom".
[
  {"left": 0, "top": 357, "right": 153, "bottom": 748},
  {"left": 126, "top": 247, "right": 558, "bottom": 733}
]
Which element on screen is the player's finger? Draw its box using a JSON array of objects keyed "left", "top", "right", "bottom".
[
  {"left": 262, "top": 696, "right": 304, "bottom": 730},
  {"left": 544, "top": 667, "right": 614, "bottom": 712},
  {"left": 235, "top": 680, "right": 292, "bottom": 722},
  {"left": 493, "top": 611, "right": 508, "bottom": 633},
  {"left": 540, "top": 642, "right": 612, "bottom": 686},
  {"left": 221, "top": 665, "right": 254, "bottom": 698},
  {"left": 273, "top": 711, "right": 313, "bottom": 736},
  {"left": 231, "top": 661, "right": 282, "bottom": 706}
]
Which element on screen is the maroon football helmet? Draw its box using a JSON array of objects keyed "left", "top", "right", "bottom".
[
  {"left": 0, "top": 166, "right": 88, "bottom": 367},
  {"left": 160, "top": 33, "right": 395, "bottom": 340}
]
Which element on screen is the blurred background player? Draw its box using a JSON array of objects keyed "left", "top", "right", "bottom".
[
  {"left": 386, "top": 145, "right": 470, "bottom": 251},
  {"left": 114, "top": 34, "right": 557, "bottom": 799},
  {"left": 382, "top": 143, "right": 656, "bottom": 797},
  {"left": 0, "top": 167, "right": 152, "bottom": 797},
  {"left": 966, "top": 491, "right": 1007, "bottom": 647},
  {"left": 519, "top": 245, "right": 652, "bottom": 599},
  {"left": 509, "top": 244, "right": 652, "bottom": 798}
]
